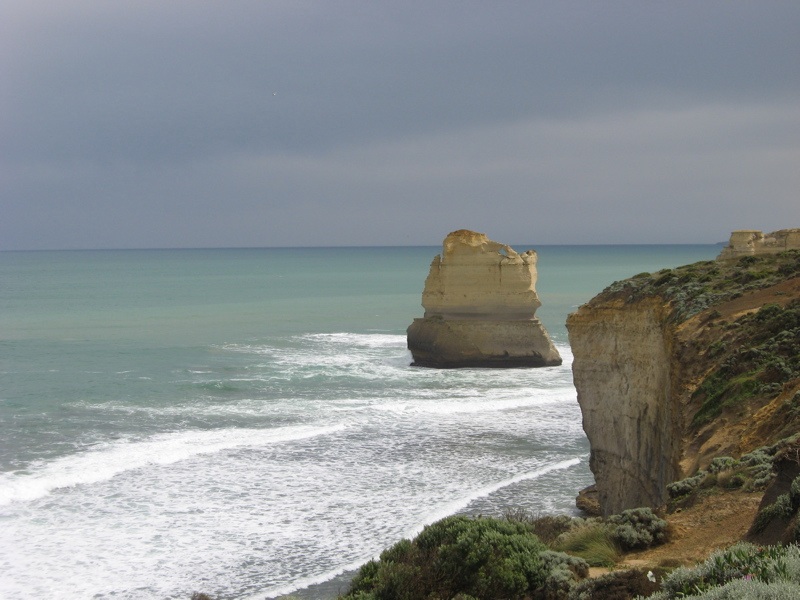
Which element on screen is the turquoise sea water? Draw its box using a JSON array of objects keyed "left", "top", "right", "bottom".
[{"left": 0, "top": 245, "right": 719, "bottom": 599}]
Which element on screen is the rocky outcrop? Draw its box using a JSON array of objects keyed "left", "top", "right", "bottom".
[
  {"left": 717, "top": 229, "right": 800, "bottom": 260},
  {"left": 567, "top": 246, "right": 800, "bottom": 516},
  {"left": 567, "top": 297, "right": 680, "bottom": 515},
  {"left": 407, "top": 230, "right": 561, "bottom": 368}
]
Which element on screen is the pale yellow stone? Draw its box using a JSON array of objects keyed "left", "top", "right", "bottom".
[
  {"left": 407, "top": 230, "right": 561, "bottom": 368},
  {"left": 717, "top": 228, "right": 800, "bottom": 260},
  {"left": 567, "top": 298, "right": 680, "bottom": 515}
]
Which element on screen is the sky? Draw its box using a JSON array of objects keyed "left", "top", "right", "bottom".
[{"left": 2, "top": 1, "right": 799, "bottom": 250}]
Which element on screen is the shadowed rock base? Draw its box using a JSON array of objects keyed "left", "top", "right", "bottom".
[
  {"left": 407, "top": 317, "right": 562, "bottom": 368},
  {"left": 406, "top": 230, "right": 561, "bottom": 369}
]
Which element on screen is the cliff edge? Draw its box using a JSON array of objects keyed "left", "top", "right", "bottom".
[
  {"left": 567, "top": 247, "right": 800, "bottom": 516},
  {"left": 407, "top": 230, "right": 561, "bottom": 368},
  {"left": 717, "top": 228, "right": 800, "bottom": 260}
]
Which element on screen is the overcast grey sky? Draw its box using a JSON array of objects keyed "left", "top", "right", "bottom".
[{"left": 2, "top": 1, "right": 798, "bottom": 250}]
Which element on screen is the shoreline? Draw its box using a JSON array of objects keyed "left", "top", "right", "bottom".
[{"left": 257, "top": 457, "right": 590, "bottom": 599}]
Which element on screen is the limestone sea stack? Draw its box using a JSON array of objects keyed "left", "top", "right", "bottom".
[{"left": 406, "top": 230, "right": 562, "bottom": 368}]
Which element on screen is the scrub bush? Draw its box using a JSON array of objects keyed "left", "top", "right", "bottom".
[
  {"left": 752, "top": 494, "right": 795, "bottom": 534},
  {"left": 341, "top": 515, "right": 589, "bottom": 600},
  {"left": 645, "top": 543, "right": 800, "bottom": 599},
  {"left": 607, "top": 507, "right": 669, "bottom": 550}
]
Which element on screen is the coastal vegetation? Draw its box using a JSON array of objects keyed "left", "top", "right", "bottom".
[
  {"left": 602, "top": 250, "right": 800, "bottom": 321},
  {"left": 643, "top": 543, "right": 800, "bottom": 599},
  {"left": 601, "top": 251, "right": 800, "bottom": 434},
  {"left": 338, "top": 509, "right": 669, "bottom": 600}
]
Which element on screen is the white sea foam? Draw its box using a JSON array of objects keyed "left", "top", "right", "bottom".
[
  {"left": 244, "top": 457, "right": 584, "bottom": 600},
  {"left": 0, "top": 423, "right": 346, "bottom": 506},
  {"left": 406, "top": 458, "right": 583, "bottom": 538}
]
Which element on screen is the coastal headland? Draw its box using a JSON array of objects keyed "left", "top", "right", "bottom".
[
  {"left": 568, "top": 230, "right": 800, "bottom": 516},
  {"left": 337, "top": 231, "right": 800, "bottom": 599}
]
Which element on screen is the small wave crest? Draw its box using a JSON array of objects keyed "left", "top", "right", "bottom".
[
  {"left": 0, "top": 423, "right": 346, "bottom": 507},
  {"left": 407, "top": 457, "right": 582, "bottom": 538},
  {"left": 249, "top": 457, "right": 583, "bottom": 599},
  {"left": 302, "top": 332, "right": 407, "bottom": 349}
]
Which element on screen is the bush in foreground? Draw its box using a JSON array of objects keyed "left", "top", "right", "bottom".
[
  {"left": 341, "top": 515, "right": 588, "bottom": 600},
  {"left": 643, "top": 542, "right": 800, "bottom": 599}
]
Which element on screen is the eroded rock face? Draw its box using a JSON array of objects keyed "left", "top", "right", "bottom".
[
  {"left": 567, "top": 248, "right": 800, "bottom": 516},
  {"left": 567, "top": 297, "right": 682, "bottom": 515},
  {"left": 407, "top": 230, "right": 561, "bottom": 368},
  {"left": 718, "top": 229, "right": 800, "bottom": 260}
]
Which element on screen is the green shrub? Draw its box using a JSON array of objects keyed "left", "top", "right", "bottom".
[
  {"left": 717, "top": 470, "right": 747, "bottom": 489},
  {"left": 708, "top": 457, "right": 736, "bottom": 473},
  {"left": 515, "top": 513, "right": 575, "bottom": 546},
  {"left": 790, "top": 476, "right": 800, "bottom": 506},
  {"left": 745, "top": 454, "right": 777, "bottom": 491},
  {"left": 538, "top": 550, "right": 589, "bottom": 597},
  {"left": 647, "top": 543, "right": 794, "bottom": 599},
  {"left": 573, "top": 568, "right": 660, "bottom": 599},
  {"left": 607, "top": 507, "right": 668, "bottom": 550},
  {"left": 342, "top": 515, "right": 578, "bottom": 600},
  {"left": 651, "top": 579, "right": 800, "bottom": 599},
  {"left": 668, "top": 448, "right": 782, "bottom": 505},
  {"left": 753, "top": 494, "right": 795, "bottom": 533},
  {"left": 668, "top": 472, "right": 707, "bottom": 498}
]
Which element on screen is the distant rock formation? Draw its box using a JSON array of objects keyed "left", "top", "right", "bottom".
[
  {"left": 406, "top": 230, "right": 561, "bottom": 368},
  {"left": 718, "top": 229, "right": 800, "bottom": 260}
]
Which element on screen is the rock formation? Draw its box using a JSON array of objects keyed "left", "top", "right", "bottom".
[
  {"left": 567, "top": 245, "right": 800, "bottom": 516},
  {"left": 717, "top": 228, "right": 800, "bottom": 260},
  {"left": 407, "top": 230, "right": 561, "bottom": 368}
]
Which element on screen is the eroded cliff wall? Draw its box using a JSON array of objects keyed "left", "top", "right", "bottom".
[
  {"left": 568, "top": 297, "right": 681, "bottom": 514},
  {"left": 568, "top": 250, "right": 800, "bottom": 516}
]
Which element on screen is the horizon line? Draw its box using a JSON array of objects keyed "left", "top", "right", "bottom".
[{"left": 0, "top": 241, "right": 727, "bottom": 253}]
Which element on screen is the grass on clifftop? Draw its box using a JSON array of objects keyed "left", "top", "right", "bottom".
[
  {"left": 602, "top": 250, "right": 800, "bottom": 322},
  {"left": 691, "top": 298, "right": 800, "bottom": 427},
  {"left": 600, "top": 250, "right": 800, "bottom": 433}
]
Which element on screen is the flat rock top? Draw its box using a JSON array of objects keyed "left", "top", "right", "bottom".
[{"left": 440, "top": 229, "right": 535, "bottom": 266}]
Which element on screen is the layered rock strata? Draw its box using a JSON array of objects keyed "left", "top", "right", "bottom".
[
  {"left": 567, "top": 245, "right": 800, "bottom": 516},
  {"left": 407, "top": 230, "right": 561, "bottom": 368},
  {"left": 718, "top": 228, "right": 800, "bottom": 260}
]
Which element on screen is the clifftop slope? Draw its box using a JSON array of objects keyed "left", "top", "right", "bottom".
[{"left": 567, "top": 250, "right": 800, "bottom": 516}]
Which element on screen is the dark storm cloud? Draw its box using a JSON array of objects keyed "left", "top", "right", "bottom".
[{"left": 1, "top": 1, "right": 799, "bottom": 249}]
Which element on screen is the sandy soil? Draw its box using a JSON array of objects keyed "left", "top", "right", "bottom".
[{"left": 622, "top": 490, "right": 763, "bottom": 570}]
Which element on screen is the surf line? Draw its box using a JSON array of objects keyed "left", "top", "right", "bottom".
[
  {"left": 406, "top": 456, "right": 584, "bottom": 539},
  {"left": 250, "top": 456, "right": 585, "bottom": 600},
  {"left": 0, "top": 423, "right": 348, "bottom": 507}
]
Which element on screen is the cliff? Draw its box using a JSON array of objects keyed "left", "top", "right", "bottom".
[
  {"left": 567, "top": 249, "right": 800, "bottom": 516},
  {"left": 717, "top": 228, "right": 800, "bottom": 260},
  {"left": 407, "top": 230, "right": 561, "bottom": 368}
]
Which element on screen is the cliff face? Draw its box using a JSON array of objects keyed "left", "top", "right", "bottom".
[
  {"left": 717, "top": 228, "right": 800, "bottom": 260},
  {"left": 568, "top": 297, "right": 681, "bottom": 514},
  {"left": 407, "top": 230, "right": 561, "bottom": 368},
  {"left": 567, "top": 250, "right": 800, "bottom": 516}
]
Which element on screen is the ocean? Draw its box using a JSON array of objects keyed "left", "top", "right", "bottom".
[{"left": 0, "top": 244, "right": 719, "bottom": 600}]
